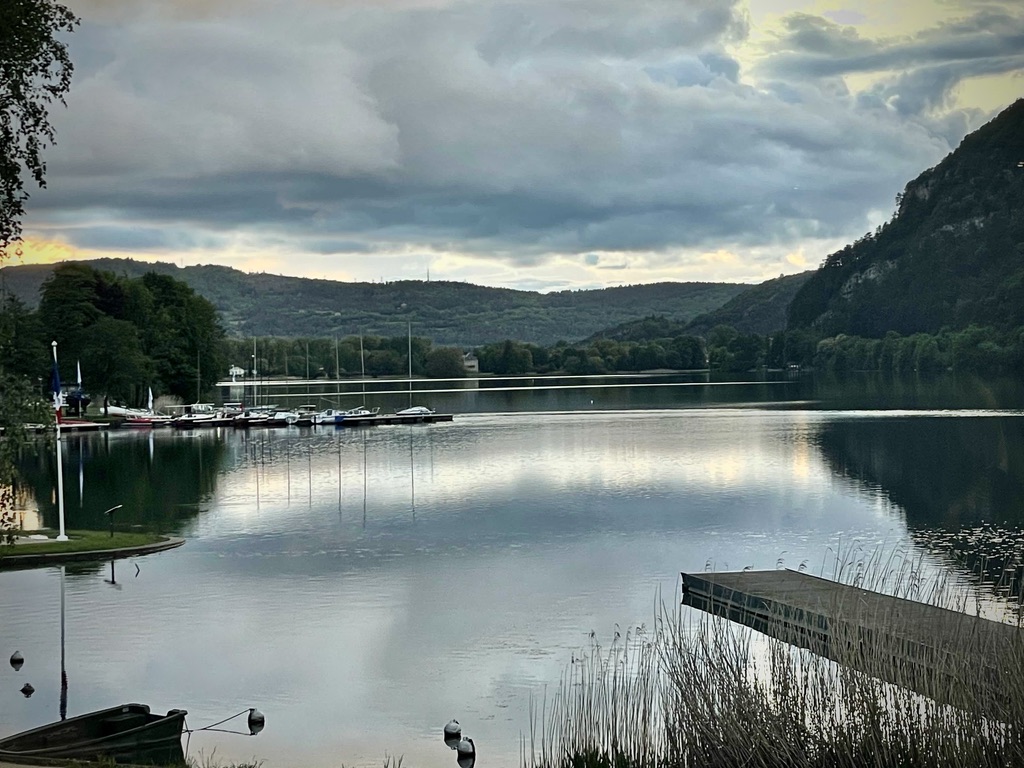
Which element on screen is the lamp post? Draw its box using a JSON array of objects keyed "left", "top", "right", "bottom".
[
  {"left": 52, "top": 341, "right": 68, "bottom": 541},
  {"left": 104, "top": 504, "right": 123, "bottom": 538}
]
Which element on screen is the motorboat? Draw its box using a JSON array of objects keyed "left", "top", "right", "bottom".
[
  {"left": 344, "top": 405, "right": 380, "bottom": 417},
  {"left": 312, "top": 408, "right": 347, "bottom": 426},
  {"left": 169, "top": 403, "right": 233, "bottom": 428},
  {"left": 294, "top": 405, "right": 319, "bottom": 426},
  {"left": 266, "top": 410, "right": 301, "bottom": 427},
  {"left": 232, "top": 410, "right": 273, "bottom": 428},
  {"left": 396, "top": 406, "right": 434, "bottom": 416},
  {"left": 313, "top": 405, "right": 380, "bottom": 426}
]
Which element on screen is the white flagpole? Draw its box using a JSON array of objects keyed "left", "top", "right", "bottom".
[
  {"left": 52, "top": 341, "right": 68, "bottom": 542},
  {"left": 148, "top": 386, "right": 154, "bottom": 413}
]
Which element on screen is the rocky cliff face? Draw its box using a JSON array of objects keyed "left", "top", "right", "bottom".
[{"left": 788, "top": 99, "right": 1024, "bottom": 337}]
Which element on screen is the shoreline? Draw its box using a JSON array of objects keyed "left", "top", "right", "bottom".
[{"left": 0, "top": 535, "right": 184, "bottom": 569}]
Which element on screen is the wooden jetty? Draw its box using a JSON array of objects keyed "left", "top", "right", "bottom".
[
  {"left": 331, "top": 412, "right": 453, "bottom": 428},
  {"left": 681, "top": 569, "right": 1024, "bottom": 721}
]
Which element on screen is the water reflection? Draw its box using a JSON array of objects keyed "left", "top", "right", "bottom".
[
  {"left": 818, "top": 415, "right": 1024, "bottom": 527},
  {"left": 4, "top": 378, "right": 1024, "bottom": 768},
  {"left": 817, "top": 413, "right": 1024, "bottom": 614},
  {"left": 19, "top": 430, "right": 226, "bottom": 533}
]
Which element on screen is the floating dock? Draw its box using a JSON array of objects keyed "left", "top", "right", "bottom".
[
  {"left": 330, "top": 412, "right": 454, "bottom": 427},
  {"left": 681, "top": 569, "right": 1024, "bottom": 720}
]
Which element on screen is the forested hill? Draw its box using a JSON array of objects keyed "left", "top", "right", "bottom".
[
  {"left": 684, "top": 271, "right": 813, "bottom": 337},
  {"left": 0, "top": 259, "right": 748, "bottom": 346},
  {"left": 583, "top": 271, "right": 813, "bottom": 343},
  {"left": 788, "top": 98, "right": 1024, "bottom": 337}
]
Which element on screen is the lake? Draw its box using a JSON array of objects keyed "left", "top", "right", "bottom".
[{"left": 3, "top": 372, "right": 1024, "bottom": 767}]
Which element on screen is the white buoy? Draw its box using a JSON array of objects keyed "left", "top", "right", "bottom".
[
  {"left": 247, "top": 708, "right": 266, "bottom": 735},
  {"left": 456, "top": 737, "right": 476, "bottom": 768},
  {"left": 10, "top": 651, "right": 24, "bottom": 671},
  {"left": 443, "top": 719, "right": 461, "bottom": 747}
]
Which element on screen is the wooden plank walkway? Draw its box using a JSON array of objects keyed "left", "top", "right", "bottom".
[{"left": 681, "top": 569, "right": 1024, "bottom": 720}]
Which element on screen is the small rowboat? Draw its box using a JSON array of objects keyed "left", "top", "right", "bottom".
[{"left": 0, "top": 703, "right": 187, "bottom": 765}]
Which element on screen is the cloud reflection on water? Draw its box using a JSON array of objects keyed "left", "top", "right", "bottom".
[{"left": 6, "top": 407, "right": 1012, "bottom": 767}]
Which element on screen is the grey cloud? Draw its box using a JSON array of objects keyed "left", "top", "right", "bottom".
[
  {"left": 28, "top": 0, "right": 1019, "bottom": 275},
  {"left": 867, "top": 56, "right": 1024, "bottom": 116},
  {"left": 760, "top": 7, "right": 1024, "bottom": 114},
  {"left": 771, "top": 13, "right": 876, "bottom": 58},
  {"left": 305, "top": 239, "right": 378, "bottom": 255},
  {"left": 645, "top": 51, "right": 741, "bottom": 87},
  {"left": 69, "top": 226, "right": 178, "bottom": 251},
  {"left": 472, "top": 0, "right": 747, "bottom": 64},
  {"left": 699, "top": 50, "right": 741, "bottom": 82}
]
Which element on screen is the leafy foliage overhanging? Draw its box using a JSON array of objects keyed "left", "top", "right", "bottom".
[{"left": 0, "top": 0, "right": 78, "bottom": 256}]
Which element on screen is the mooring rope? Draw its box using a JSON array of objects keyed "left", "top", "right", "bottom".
[{"left": 183, "top": 708, "right": 259, "bottom": 757}]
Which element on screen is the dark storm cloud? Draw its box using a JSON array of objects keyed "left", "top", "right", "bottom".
[{"left": 28, "top": 0, "right": 1023, "bottom": 275}]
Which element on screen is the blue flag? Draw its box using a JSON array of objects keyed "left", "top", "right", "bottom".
[{"left": 50, "top": 358, "right": 62, "bottom": 411}]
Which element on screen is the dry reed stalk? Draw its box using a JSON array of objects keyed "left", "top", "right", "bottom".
[{"left": 524, "top": 548, "right": 1024, "bottom": 768}]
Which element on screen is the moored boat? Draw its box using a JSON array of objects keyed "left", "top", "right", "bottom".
[
  {"left": 0, "top": 702, "right": 187, "bottom": 765},
  {"left": 266, "top": 410, "right": 301, "bottom": 427},
  {"left": 169, "top": 403, "right": 233, "bottom": 428},
  {"left": 396, "top": 405, "right": 435, "bottom": 416},
  {"left": 100, "top": 403, "right": 151, "bottom": 419},
  {"left": 346, "top": 405, "right": 380, "bottom": 417},
  {"left": 232, "top": 410, "right": 273, "bottom": 428},
  {"left": 312, "top": 408, "right": 347, "bottom": 426},
  {"left": 123, "top": 413, "right": 174, "bottom": 428},
  {"left": 313, "top": 405, "right": 381, "bottom": 426}
]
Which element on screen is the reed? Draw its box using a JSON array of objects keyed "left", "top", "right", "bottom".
[
  {"left": 187, "top": 749, "right": 262, "bottom": 768},
  {"left": 524, "top": 548, "right": 1024, "bottom": 768}
]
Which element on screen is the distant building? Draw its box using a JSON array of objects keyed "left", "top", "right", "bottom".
[
  {"left": 463, "top": 353, "right": 479, "bottom": 374},
  {"left": 228, "top": 365, "right": 245, "bottom": 382}
]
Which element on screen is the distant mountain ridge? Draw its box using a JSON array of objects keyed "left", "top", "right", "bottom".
[
  {"left": 788, "top": 99, "right": 1024, "bottom": 337},
  {"left": 0, "top": 258, "right": 750, "bottom": 346}
]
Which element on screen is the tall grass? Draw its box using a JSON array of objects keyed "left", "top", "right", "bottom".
[{"left": 524, "top": 548, "right": 1024, "bottom": 768}]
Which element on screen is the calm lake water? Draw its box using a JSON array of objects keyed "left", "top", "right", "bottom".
[{"left": 3, "top": 372, "right": 1024, "bottom": 767}]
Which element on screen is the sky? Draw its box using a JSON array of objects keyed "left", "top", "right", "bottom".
[{"left": 10, "top": 0, "right": 1024, "bottom": 292}]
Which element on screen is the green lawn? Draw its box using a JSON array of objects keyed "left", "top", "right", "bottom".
[{"left": 0, "top": 529, "right": 168, "bottom": 557}]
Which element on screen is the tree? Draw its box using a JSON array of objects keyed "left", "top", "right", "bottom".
[
  {"left": 141, "top": 273, "right": 225, "bottom": 400},
  {"left": 81, "top": 317, "right": 151, "bottom": 403},
  {"left": 0, "top": 292, "right": 45, "bottom": 378},
  {"left": 0, "top": 0, "right": 79, "bottom": 257},
  {"left": 0, "top": 292, "right": 50, "bottom": 546},
  {"left": 424, "top": 347, "right": 467, "bottom": 379},
  {"left": 38, "top": 262, "right": 102, "bottom": 356}
]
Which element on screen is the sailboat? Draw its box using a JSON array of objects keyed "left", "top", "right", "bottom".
[
  {"left": 122, "top": 388, "right": 173, "bottom": 428},
  {"left": 401, "top": 321, "right": 436, "bottom": 415}
]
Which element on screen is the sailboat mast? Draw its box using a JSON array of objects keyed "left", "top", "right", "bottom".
[
  {"left": 359, "top": 332, "right": 366, "bottom": 406},
  {"left": 407, "top": 321, "right": 413, "bottom": 408}
]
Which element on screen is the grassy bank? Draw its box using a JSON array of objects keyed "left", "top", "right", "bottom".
[
  {"left": 0, "top": 529, "right": 168, "bottom": 557},
  {"left": 525, "top": 550, "right": 1024, "bottom": 768}
]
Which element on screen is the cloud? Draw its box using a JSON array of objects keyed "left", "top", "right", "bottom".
[
  {"left": 22, "top": 0, "right": 1024, "bottom": 288},
  {"left": 759, "top": 8, "right": 1024, "bottom": 114}
]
